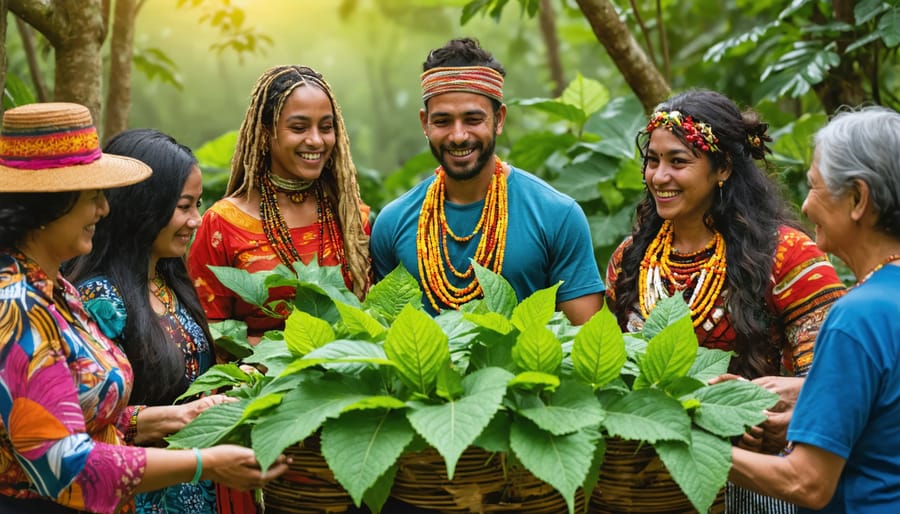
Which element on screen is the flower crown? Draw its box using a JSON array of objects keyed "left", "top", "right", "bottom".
[{"left": 647, "top": 110, "right": 720, "bottom": 153}]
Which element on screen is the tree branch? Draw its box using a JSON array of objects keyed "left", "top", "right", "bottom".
[{"left": 15, "top": 16, "right": 49, "bottom": 101}]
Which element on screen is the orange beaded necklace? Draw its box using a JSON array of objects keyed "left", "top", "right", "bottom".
[
  {"left": 416, "top": 157, "right": 508, "bottom": 311},
  {"left": 638, "top": 220, "right": 727, "bottom": 327}
]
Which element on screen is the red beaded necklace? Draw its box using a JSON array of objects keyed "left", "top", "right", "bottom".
[{"left": 258, "top": 172, "right": 349, "bottom": 278}]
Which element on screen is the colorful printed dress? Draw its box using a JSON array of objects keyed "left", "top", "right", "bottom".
[
  {"left": 0, "top": 252, "right": 146, "bottom": 513},
  {"left": 78, "top": 277, "right": 216, "bottom": 514},
  {"left": 606, "top": 226, "right": 846, "bottom": 376},
  {"left": 187, "top": 199, "right": 369, "bottom": 337}
]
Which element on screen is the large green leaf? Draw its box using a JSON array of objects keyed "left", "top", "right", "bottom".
[
  {"left": 550, "top": 153, "right": 617, "bottom": 202},
  {"left": 655, "top": 430, "right": 732, "bottom": 513},
  {"left": 175, "top": 363, "right": 251, "bottom": 401},
  {"left": 209, "top": 319, "right": 252, "bottom": 359},
  {"left": 293, "top": 258, "right": 360, "bottom": 307},
  {"left": 166, "top": 400, "right": 247, "bottom": 448},
  {"left": 194, "top": 130, "right": 237, "bottom": 169},
  {"left": 878, "top": 6, "right": 900, "bottom": 47},
  {"left": 635, "top": 315, "right": 698, "bottom": 389},
  {"left": 293, "top": 287, "right": 339, "bottom": 323},
  {"left": 572, "top": 305, "right": 627, "bottom": 388},
  {"left": 384, "top": 304, "right": 449, "bottom": 395},
  {"left": 512, "top": 325, "right": 563, "bottom": 375},
  {"left": 602, "top": 389, "right": 691, "bottom": 444},
  {"left": 462, "top": 311, "right": 514, "bottom": 334},
  {"left": 321, "top": 409, "right": 415, "bottom": 506},
  {"left": 209, "top": 265, "right": 269, "bottom": 307},
  {"left": 511, "top": 282, "right": 560, "bottom": 333},
  {"left": 242, "top": 338, "right": 292, "bottom": 376},
  {"left": 687, "top": 347, "right": 733, "bottom": 383},
  {"left": 690, "top": 381, "right": 779, "bottom": 437},
  {"left": 250, "top": 376, "right": 380, "bottom": 470},
  {"left": 516, "top": 380, "right": 604, "bottom": 436},
  {"left": 364, "top": 265, "right": 423, "bottom": 324},
  {"left": 406, "top": 367, "right": 513, "bottom": 478},
  {"left": 513, "top": 97, "right": 586, "bottom": 123},
  {"left": 301, "top": 340, "right": 392, "bottom": 375},
  {"left": 510, "top": 419, "right": 597, "bottom": 514},
  {"left": 641, "top": 294, "right": 691, "bottom": 340},
  {"left": 560, "top": 72, "right": 609, "bottom": 121},
  {"left": 334, "top": 301, "right": 387, "bottom": 340},
  {"left": 473, "top": 262, "right": 517, "bottom": 317},
  {"left": 284, "top": 309, "right": 335, "bottom": 356},
  {"left": 507, "top": 131, "right": 579, "bottom": 173}
]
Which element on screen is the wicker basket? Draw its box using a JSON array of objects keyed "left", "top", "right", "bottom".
[
  {"left": 590, "top": 438, "right": 725, "bottom": 514},
  {"left": 263, "top": 437, "right": 356, "bottom": 514},
  {"left": 391, "top": 447, "right": 585, "bottom": 513}
]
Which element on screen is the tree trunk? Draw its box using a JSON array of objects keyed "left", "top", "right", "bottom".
[
  {"left": 812, "top": 0, "right": 867, "bottom": 112},
  {"left": 10, "top": 0, "right": 108, "bottom": 124},
  {"left": 104, "top": 0, "right": 139, "bottom": 141},
  {"left": 0, "top": 0, "right": 8, "bottom": 115},
  {"left": 15, "top": 17, "right": 49, "bottom": 102},
  {"left": 574, "top": 0, "right": 670, "bottom": 112},
  {"left": 538, "top": 0, "right": 565, "bottom": 97}
]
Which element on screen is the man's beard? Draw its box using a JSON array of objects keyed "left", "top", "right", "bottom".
[{"left": 431, "top": 137, "right": 496, "bottom": 182}]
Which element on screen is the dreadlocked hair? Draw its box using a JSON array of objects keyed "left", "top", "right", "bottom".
[{"left": 228, "top": 65, "right": 371, "bottom": 298}]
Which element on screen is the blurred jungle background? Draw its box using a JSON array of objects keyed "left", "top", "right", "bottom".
[{"left": 2, "top": 0, "right": 898, "bottom": 279}]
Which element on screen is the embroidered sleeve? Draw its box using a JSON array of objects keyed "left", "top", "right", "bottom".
[{"left": 769, "top": 227, "right": 847, "bottom": 375}]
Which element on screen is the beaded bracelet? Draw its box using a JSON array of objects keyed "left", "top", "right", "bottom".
[
  {"left": 124, "top": 405, "right": 144, "bottom": 444},
  {"left": 190, "top": 448, "right": 203, "bottom": 484}
]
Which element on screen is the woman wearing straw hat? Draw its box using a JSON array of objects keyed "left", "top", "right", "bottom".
[{"left": 0, "top": 103, "right": 289, "bottom": 514}]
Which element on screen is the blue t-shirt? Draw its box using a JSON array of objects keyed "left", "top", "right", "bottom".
[
  {"left": 371, "top": 165, "right": 604, "bottom": 314},
  {"left": 788, "top": 265, "right": 900, "bottom": 514}
]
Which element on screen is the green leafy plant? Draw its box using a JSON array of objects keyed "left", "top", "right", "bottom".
[{"left": 167, "top": 260, "right": 777, "bottom": 513}]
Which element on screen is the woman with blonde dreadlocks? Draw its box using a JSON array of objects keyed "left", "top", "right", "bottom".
[{"left": 188, "top": 65, "right": 371, "bottom": 346}]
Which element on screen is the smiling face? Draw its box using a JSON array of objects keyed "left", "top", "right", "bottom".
[
  {"left": 269, "top": 85, "right": 336, "bottom": 182},
  {"left": 151, "top": 166, "right": 203, "bottom": 261},
  {"left": 32, "top": 189, "right": 109, "bottom": 267},
  {"left": 644, "top": 128, "right": 729, "bottom": 226},
  {"left": 420, "top": 92, "right": 506, "bottom": 181},
  {"left": 801, "top": 152, "right": 854, "bottom": 256}
]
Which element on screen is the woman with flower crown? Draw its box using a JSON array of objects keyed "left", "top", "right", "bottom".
[{"left": 605, "top": 89, "right": 846, "bottom": 513}]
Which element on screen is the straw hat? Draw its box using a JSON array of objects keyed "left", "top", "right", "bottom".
[{"left": 0, "top": 102, "right": 151, "bottom": 192}]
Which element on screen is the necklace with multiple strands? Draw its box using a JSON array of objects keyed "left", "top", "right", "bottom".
[
  {"left": 638, "top": 220, "right": 727, "bottom": 327},
  {"left": 416, "top": 157, "right": 508, "bottom": 312}
]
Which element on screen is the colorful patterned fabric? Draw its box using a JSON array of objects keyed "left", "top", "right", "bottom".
[
  {"left": 606, "top": 226, "right": 846, "bottom": 376},
  {"left": 187, "top": 199, "right": 370, "bottom": 337},
  {"left": 0, "top": 252, "right": 146, "bottom": 513},
  {"left": 77, "top": 277, "right": 216, "bottom": 514},
  {"left": 421, "top": 66, "right": 504, "bottom": 103}
]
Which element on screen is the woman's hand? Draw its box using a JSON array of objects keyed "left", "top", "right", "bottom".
[
  {"left": 133, "top": 394, "right": 234, "bottom": 445},
  {"left": 200, "top": 445, "right": 291, "bottom": 491}
]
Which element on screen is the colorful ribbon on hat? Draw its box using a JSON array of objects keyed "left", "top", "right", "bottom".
[
  {"left": 421, "top": 66, "right": 504, "bottom": 104},
  {"left": 0, "top": 125, "right": 102, "bottom": 170}
]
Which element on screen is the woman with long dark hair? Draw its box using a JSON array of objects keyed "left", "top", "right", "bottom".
[
  {"left": 67, "top": 128, "right": 220, "bottom": 513},
  {"left": 605, "top": 90, "right": 846, "bottom": 513}
]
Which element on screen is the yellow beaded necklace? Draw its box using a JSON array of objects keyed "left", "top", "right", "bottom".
[
  {"left": 638, "top": 220, "right": 727, "bottom": 327},
  {"left": 416, "top": 157, "right": 508, "bottom": 311}
]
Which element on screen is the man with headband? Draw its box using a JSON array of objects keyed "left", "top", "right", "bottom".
[{"left": 371, "top": 37, "right": 604, "bottom": 324}]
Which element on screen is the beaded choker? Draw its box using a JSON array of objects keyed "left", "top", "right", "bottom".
[
  {"left": 416, "top": 157, "right": 508, "bottom": 311},
  {"left": 855, "top": 253, "right": 900, "bottom": 287},
  {"left": 150, "top": 275, "right": 176, "bottom": 314},
  {"left": 638, "top": 220, "right": 727, "bottom": 327},
  {"left": 268, "top": 171, "right": 315, "bottom": 204},
  {"left": 258, "top": 172, "right": 349, "bottom": 279}
]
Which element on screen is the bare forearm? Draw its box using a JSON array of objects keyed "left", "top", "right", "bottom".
[{"left": 731, "top": 445, "right": 843, "bottom": 510}]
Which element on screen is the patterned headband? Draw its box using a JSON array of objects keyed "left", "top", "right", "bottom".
[
  {"left": 421, "top": 66, "right": 504, "bottom": 104},
  {"left": 647, "top": 110, "right": 720, "bottom": 153}
]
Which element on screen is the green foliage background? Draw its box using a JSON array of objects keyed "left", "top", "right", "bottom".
[{"left": 8, "top": 0, "right": 893, "bottom": 281}]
